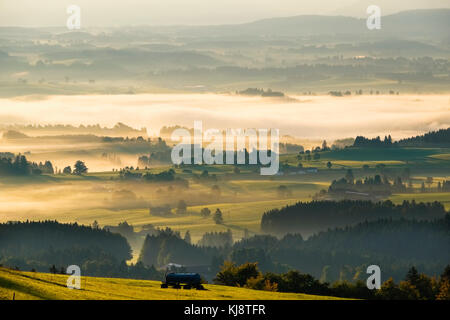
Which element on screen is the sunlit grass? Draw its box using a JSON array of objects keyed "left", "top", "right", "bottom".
[{"left": 0, "top": 268, "right": 344, "bottom": 300}]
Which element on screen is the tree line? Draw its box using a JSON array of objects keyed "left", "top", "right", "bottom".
[
  {"left": 0, "top": 221, "right": 140, "bottom": 278},
  {"left": 260, "top": 199, "right": 447, "bottom": 235},
  {"left": 198, "top": 229, "right": 233, "bottom": 248},
  {"left": 118, "top": 168, "right": 189, "bottom": 187},
  {"left": 316, "top": 171, "right": 411, "bottom": 200},
  {"left": 0, "top": 155, "right": 54, "bottom": 176},
  {"left": 138, "top": 214, "right": 449, "bottom": 283},
  {"left": 214, "top": 262, "right": 450, "bottom": 300},
  {"left": 353, "top": 127, "right": 449, "bottom": 148}
]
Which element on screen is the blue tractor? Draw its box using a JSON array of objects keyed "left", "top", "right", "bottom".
[{"left": 161, "top": 272, "right": 205, "bottom": 290}]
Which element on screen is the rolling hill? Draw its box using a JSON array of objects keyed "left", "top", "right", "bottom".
[
  {"left": 175, "top": 9, "right": 450, "bottom": 40},
  {"left": 0, "top": 267, "right": 344, "bottom": 300}
]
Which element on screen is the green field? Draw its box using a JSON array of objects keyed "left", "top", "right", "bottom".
[
  {"left": 0, "top": 268, "right": 344, "bottom": 300},
  {"left": 0, "top": 146, "right": 449, "bottom": 244},
  {"left": 67, "top": 198, "right": 301, "bottom": 241}
]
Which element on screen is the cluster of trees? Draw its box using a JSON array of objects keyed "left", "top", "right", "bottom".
[
  {"left": 200, "top": 207, "right": 211, "bottom": 218},
  {"left": 298, "top": 146, "right": 324, "bottom": 155},
  {"left": 416, "top": 179, "right": 450, "bottom": 193},
  {"left": 214, "top": 262, "right": 450, "bottom": 300},
  {"left": 143, "top": 169, "right": 176, "bottom": 182},
  {"left": 148, "top": 204, "right": 223, "bottom": 220},
  {"left": 137, "top": 150, "right": 172, "bottom": 166},
  {"left": 296, "top": 142, "right": 329, "bottom": 161},
  {"left": 1, "top": 122, "right": 146, "bottom": 136},
  {"left": 33, "top": 161, "right": 55, "bottom": 174},
  {"left": 324, "top": 172, "right": 409, "bottom": 199},
  {"left": 375, "top": 266, "right": 450, "bottom": 300},
  {"left": 353, "top": 135, "right": 393, "bottom": 147},
  {"left": 329, "top": 90, "right": 352, "bottom": 97},
  {"left": 213, "top": 208, "right": 224, "bottom": 224},
  {"left": 148, "top": 200, "right": 189, "bottom": 216},
  {"left": 103, "top": 136, "right": 170, "bottom": 155},
  {"left": 237, "top": 88, "right": 284, "bottom": 97},
  {"left": 103, "top": 136, "right": 150, "bottom": 143},
  {"left": 61, "top": 160, "right": 88, "bottom": 175},
  {"left": 192, "top": 169, "right": 218, "bottom": 182},
  {"left": 199, "top": 207, "right": 224, "bottom": 224},
  {"left": 328, "top": 89, "right": 399, "bottom": 97},
  {"left": 0, "top": 155, "right": 55, "bottom": 176},
  {"left": 353, "top": 128, "right": 449, "bottom": 148},
  {"left": 119, "top": 168, "right": 188, "bottom": 187},
  {"left": 397, "top": 128, "right": 450, "bottom": 147},
  {"left": 198, "top": 229, "right": 233, "bottom": 248},
  {"left": 118, "top": 169, "right": 143, "bottom": 180},
  {"left": 260, "top": 199, "right": 447, "bottom": 235}
]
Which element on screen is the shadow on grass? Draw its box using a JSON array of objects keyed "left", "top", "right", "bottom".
[{"left": 0, "top": 275, "right": 59, "bottom": 300}]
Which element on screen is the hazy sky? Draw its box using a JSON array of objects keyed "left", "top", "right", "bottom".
[{"left": 1, "top": 0, "right": 449, "bottom": 27}]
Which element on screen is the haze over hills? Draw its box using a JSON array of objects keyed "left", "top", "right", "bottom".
[
  {"left": 177, "top": 9, "right": 450, "bottom": 40},
  {"left": 1, "top": 9, "right": 449, "bottom": 40},
  {"left": 0, "top": 1, "right": 450, "bottom": 303},
  {"left": 1, "top": 0, "right": 449, "bottom": 26},
  {"left": 0, "top": 9, "right": 449, "bottom": 95},
  {"left": 332, "top": 0, "right": 450, "bottom": 17}
]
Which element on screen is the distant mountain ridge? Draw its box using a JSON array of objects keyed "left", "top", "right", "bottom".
[
  {"left": 1, "top": 9, "right": 448, "bottom": 41},
  {"left": 189, "top": 9, "right": 450, "bottom": 39}
]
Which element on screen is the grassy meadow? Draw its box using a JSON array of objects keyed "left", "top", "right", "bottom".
[{"left": 0, "top": 267, "right": 344, "bottom": 300}]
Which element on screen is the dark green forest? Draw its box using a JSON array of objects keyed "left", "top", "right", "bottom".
[
  {"left": 0, "top": 214, "right": 448, "bottom": 297},
  {"left": 137, "top": 214, "right": 449, "bottom": 283},
  {"left": 260, "top": 200, "right": 447, "bottom": 234},
  {"left": 0, "top": 221, "right": 161, "bottom": 279},
  {"left": 0, "top": 155, "right": 54, "bottom": 176},
  {"left": 214, "top": 262, "right": 450, "bottom": 300},
  {"left": 353, "top": 128, "right": 450, "bottom": 148}
]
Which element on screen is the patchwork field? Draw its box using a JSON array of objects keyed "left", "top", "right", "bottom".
[{"left": 0, "top": 146, "right": 449, "bottom": 244}]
